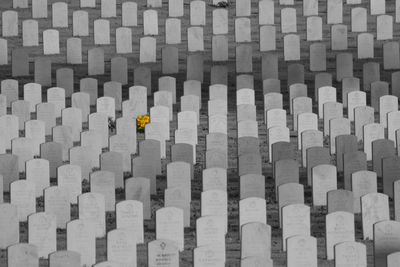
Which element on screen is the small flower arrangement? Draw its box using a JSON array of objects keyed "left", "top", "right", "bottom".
[{"left": 137, "top": 115, "right": 150, "bottom": 132}]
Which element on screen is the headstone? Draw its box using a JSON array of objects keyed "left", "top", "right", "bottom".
[
  {"left": 148, "top": 239, "right": 179, "bottom": 266},
  {"left": 25, "top": 120, "right": 45, "bottom": 156},
  {"left": 284, "top": 34, "right": 300, "bottom": 61},
  {"left": 186, "top": 54, "right": 204, "bottom": 82},
  {"left": 259, "top": 0, "right": 274, "bottom": 25},
  {"left": 342, "top": 77, "right": 360, "bottom": 107},
  {"left": 69, "top": 146, "right": 96, "bottom": 180},
  {"left": 2, "top": 11, "right": 18, "bottom": 37},
  {"left": 261, "top": 53, "right": 279, "bottom": 80},
  {"left": 212, "top": 35, "right": 228, "bottom": 61},
  {"left": 335, "top": 134, "right": 358, "bottom": 172},
  {"left": 116, "top": 200, "right": 144, "bottom": 243},
  {"left": 66, "top": 219, "right": 96, "bottom": 267},
  {"left": 327, "top": 0, "right": 343, "bottom": 24},
  {"left": 44, "top": 186, "right": 70, "bottom": 229},
  {"left": 334, "top": 241, "right": 366, "bottom": 267},
  {"left": 12, "top": 137, "right": 34, "bottom": 172},
  {"left": 358, "top": 33, "right": 374, "bottom": 59},
  {"left": 363, "top": 123, "right": 384, "bottom": 160},
  {"left": 122, "top": 2, "right": 137, "bottom": 26},
  {"left": 79, "top": 78, "right": 97, "bottom": 107},
  {"left": 190, "top": 0, "right": 205, "bottom": 26},
  {"left": 382, "top": 156, "right": 400, "bottom": 198},
  {"left": 354, "top": 106, "right": 374, "bottom": 141},
  {"left": 202, "top": 190, "right": 228, "bottom": 232},
  {"left": 303, "top": 0, "right": 318, "bottom": 16},
  {"left": 62, "top": 107, "right": 82, "bottom": 142},
  {"left": 327, "top": 189, "right": 354, "bottom": 214},
  {"left": 380, "top": 95, "right": 398, "bottom": 127},
  {"left": 266, "top": 108, "right": 286, "bottom": 129},
  {"left": 156, "top": 207, "right": 184, "bottom": 251},
  {"left": 274, "top": 159, "right": 299, "bottom": 196},
  {"left": 0, "top": 115, "right": 19, "bottom": 150},
  {"left": 236, "top": 44, "right": 253, "bottom": 73},
  {"left": 107, "top": 228, "right": 137, "bottom": 266},
  {"left": 56, "top": 68, "right": 74, "bottom": 97},
  {"left": 388, "top": 252, "right": 400, "bottom": 267},
  {"left": 28, "top": 212, "right": 56, "bottom": 258},
  {"left": 66, "top": 38, "right": 82, "bottom": 64},
  {"left": 326, "top": 211, "right": 355, "bottom": 260},
  {"left": 240, "top": 174, "right": 265, "bottom": 200},
  {"left": 281, "top": 8, "right": 297, "bottom": 33},
  {"left": 88, "top": 112, "right": 108, "bottom": 147},
  {"left": 347, "top": 91, "right": 366, "bottom": 121},
  {"left": 196, "top": 215, "right": 225, "bottom": 249},
  {"left": 94, "top": 19, "right": 110, "bottom": 45},
  {"left": 73, "top": 11, "right": 89, "bottom": 36},
  {"left": 10, "top": 180, "right": 36, "bottom": 221},
  {"left": 336, "top": 53, "right": 353, "bottom": 82},
  {"left": 310, "top": 43, "right": 326, "bottom": 71},
  {"left": 104, "top": 82, "right": 122, "bottom": 111},
  {"left": 52, "top": 125, "right": 73, "bottom": 161},
  {"left": 383, "top": 42, "right": 400, "bottom": 70},
  {"left": 203, "top": 168, "right": 227, "bottom": 192},
  {"left": 1, "top": 79, "right": 18, "bottom": 107},
  {"left": 49, "top": 251, "right": 81, "bottom": 267},
  {"left": 306, "top": 16, "right": 322, "bottom": 41},
  {"left": 306, "top": 147, "right": 331, "bottom": 185},
  {"left": 26, "top": 158, "right": 49, "bottom": 197},
  {"left": 363, "top": 62, "right": 380, "bottom": 91},
  {"left": 352, "top": 170, "right": 377, "bottom": 213},
  {"left": 328, "top": 117, "right": 350, "bottom": 154},
  {"left": 260, "top": 25, "right": 276, "bottom": 51},
  {"left": 374, "top": 220, "right": 400, "bottom": 266},
  {"left": 282, "top": 204, "right": 310, "bottom": 251},
  {"left": 0, "top": 203, "right": 19, "bottom": 249},
  {"left": 268, "top": 126, "right": 290, "bottom": 162},
  {"left": 162, "top": 46, "right": 179, "bottom": 74},
  {"left": 43, "top": 29, "right": 60, "bottom": 55},
  {"left": 166, "top": 19, "right": 181, "bottom": 45},
  {"left": 140, "top": 37, "right": 156, "bottom": 63},
  {"left": 343, "top": 151, "right": 367, "bottom": 190},
  {"left": 52, "top": 2, "right": 68, "bottom": 28},
  {"left": 377, "top": 15, "right": 393, "bottom": 40},
  {"left": 125, "top": 177, "right": 151, "bottom": 220},
  {"left": 47, "top": 87, "right": 65, "bottom": 117},
  {"left": 278, "top": 183, "right": 304, "bottom": 227},
  {"left": 239, "top": 197, "right": 267, "bottom": 232},
  {"left": 78, "top": 192, "right": 106, "bottom": 238},
  {"left": 372, "top": 139, "right": 395, "bottom": 177},
  {"left": 101, "top": 0, "right": 116, "bottom": 18},
  {"left": 388, "top": 111, "right": 400, "bottom": 142},
  {"left": 12, "top": 100, "right": 30, "bottom": 130},
  {"left": 88, "top": 48, "right": 104, "bottom": 75},
  {"left": 23, "top": 20, "right": 39, "bottom": 46},
  {"left": 264, "top": 93, "right": 283, "bottom": 114},
  {"left": 90, "top": 171, "right": 116, "bottom": 212},
  {"left": 351, "top": 7, "right": 367, "bottom": 32},
  {"left": 134, "top": 67, "right": 151, "bottom": 95},
  {"left": 312, "top": 164, "right": 337, "bottom": 206},
  {"left": 7, "top": 243, "right": 38, "bottom": 267},
  {"left": 361, "top": 192, "right": 389, "bottom": 240},
  {"left": 12, "top": 49, "right": 29, "bottom": 77},
  {"left": 111, "top": 57, "right": 128, "bottom": 85},
  {"left": 213, "top": 9, "right": 228, "bottom": 35},
  {"left": 57, "top": 164, "right": 82, "bottom": 204}
]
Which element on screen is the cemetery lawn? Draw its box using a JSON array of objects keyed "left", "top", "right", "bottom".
[{"left": 1, "top": 0, "right": 398, "bottom": 265}]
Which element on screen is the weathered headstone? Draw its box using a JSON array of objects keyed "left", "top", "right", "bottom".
[{"left": 361, "top": 192, "right": 389, "bottom": 240}]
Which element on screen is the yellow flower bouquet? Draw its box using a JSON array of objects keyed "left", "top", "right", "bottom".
[{"left": 137, "top": 115, "right": 150, "bottom": 132}]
